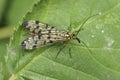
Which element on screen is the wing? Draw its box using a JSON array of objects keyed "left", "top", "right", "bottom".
[
  {"left": 22, "top": 20, "right": 71, "bottom": 50},
  {"left": 21, "top": 32, "right": 70, "bottom": 50},
  {"left": 21, "top": 34, "right": 53, "bottom": 50},
  {"left": 22, "top": 20, "right": 56, "bottom": 34}
]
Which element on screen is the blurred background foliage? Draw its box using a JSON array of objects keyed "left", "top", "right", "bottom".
[
  {"left": 0, "top": 0, "right": 38, "bottom": 39},
  {"left": 0, "top": 0, "right": 39, "bottom": 79},
  {"left": 0, "top": 0, "right": 13, "bottom": 39},
  {"left": 0, "top": 0, "right": 39, "bottom": 51}
]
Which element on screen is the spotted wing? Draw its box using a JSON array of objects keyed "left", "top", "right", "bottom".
[
  {"left": 21, "top": 35, "right": 52, "bottom": 50},
  {"left": 22, "top": 20, "right": 56, "bottom": 34},
  {"left": 22, "top": 20, "right": 71, "bottom": 50},
  {"left": 21, "top": 31, "right": 70, "bottom": 50}
]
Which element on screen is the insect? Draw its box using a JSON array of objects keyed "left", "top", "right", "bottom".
[{"left": 21, "top": 14, "right": 99, "bottom": 58}]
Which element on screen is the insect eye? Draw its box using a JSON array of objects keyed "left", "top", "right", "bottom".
[{"left": 72, "top": 34, "right": 76, "bottom": 37}]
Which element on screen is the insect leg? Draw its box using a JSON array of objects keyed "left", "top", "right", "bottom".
[
  {"left": 56, "top": 45, "right": 66, "bottom": 58},
  {"left": 28, "top": 32, "right": 36, "bottom": 36},
  {"left": 80, "top": 40, "right": 92, "bottom": 54},
  {"left": 64, "top": 41, "right": 93, "bottom": 55},
  {"left": 76, "top": 37, "right": 81, "bottom": 43},
  {"left": 69, "top": 47, "right": 72, "bottom": 58},
  {"left": 67, "top": 23, "right": 72, "bottom": 31}
]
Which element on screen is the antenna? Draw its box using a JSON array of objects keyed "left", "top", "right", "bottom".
[
  {"left": 76, "top": 13, "right": 101, "bottom": 35},
  {"left": 65, "top": 40, "right": 93, "bottom": 54},
  {"left": 80, "top": 40, "right": 93, "bottom": 54}
]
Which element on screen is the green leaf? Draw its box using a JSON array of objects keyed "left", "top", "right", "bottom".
[
  {"left": 6, "top": 0, "right": 120, "bottom": 80},
  {"left": 0, "top": 39, "right": 9, "bottom": 80}
]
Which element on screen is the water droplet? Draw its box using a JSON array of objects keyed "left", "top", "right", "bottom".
[
  {"left": 98, "top": 12, "right": 102, "bottom": 15},
  {"left": 105, "top": 37, "right": 114, "bottom": 48},
  {"left": 91, "top": 35, "right": 95, "bottom": 38},
  {"left": 108, "top": 39, "right": 114, "bottom": 47},
  {"left": 101, "top": 30, "right": 105, "bottom": 33}
]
